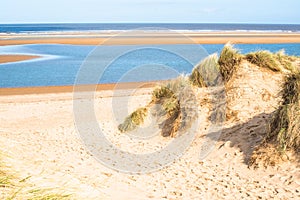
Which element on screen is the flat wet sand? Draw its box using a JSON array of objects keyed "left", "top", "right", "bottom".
[
  {"left": 0, "top": 55, "right": 40, "bottom": 64},
  {"left": 0, "top": 82, "right": 160, "bottom": 96},
  {"left": 1, "top": 32, "right": 300, "bottom": 45}
]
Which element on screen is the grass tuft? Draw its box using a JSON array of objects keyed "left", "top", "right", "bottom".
[
  {"left": 152, "top": 77, "right": 186, "bottom": 137},
  {"left": 218, "top": 43, "right": 242, "bottom": 83},
  {"left": 246, "top": 50, "right": 282, "bottom": 72},
  {"left": 118, "top": 107, "right": 148, "bottom": 133},
  {"left": 1, "top": 152, "right": 71, "bottom": 200},
  {"left": 275, "top": 49, "right": 294, "bottom": 72},
  {"left": 0, "top": 152, "right": 13, "bottom": 189},
  {"left": 267, "top": 73, "right": 300, "bottom": 152},
  {"left": 190, "top": 54, "right": 220, "bottom": 87},
  {"left": 156, "top": 76, "right": 194, "bottom": 137},
  {"left": 0, "top": 170, "right": 11, "bottom": 188},
  {"left": 118, "top": 75, "right": 197, "bottom": 137},
  {"left": 27, "top": 189, "right": 71, "bottom": 200},
  {"left": 250, "top": 73, "right": 300, "bottom": 168}
]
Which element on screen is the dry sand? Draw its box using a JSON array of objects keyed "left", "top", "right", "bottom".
[
  {"left": 0, "top": 61, "right": 299, "bottom": 199},
  {"left": 1, "top": 32, "right": 300, "bottom": 199}
]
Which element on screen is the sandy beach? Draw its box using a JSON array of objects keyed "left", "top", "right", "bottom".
[
  {"left": 1, "top": 32, "right": 300, "bottom": 46},
  {"left": 0, "top": 57, "right": 299, "bottom": 199},
  {"left": 0, "top": 32, "right": 300, "bottom": 199}
]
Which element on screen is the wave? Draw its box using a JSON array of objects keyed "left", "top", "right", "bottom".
[
  {"left": 1, "top": 29, "right": 299, "bottom": 35},
  {"left": 1, "top": 23, "right": 300, "bottom": 34}
]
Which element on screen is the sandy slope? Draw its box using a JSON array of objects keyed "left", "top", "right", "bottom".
[{"left": 0, "top": 62, "right": 299, "bottom": 199}]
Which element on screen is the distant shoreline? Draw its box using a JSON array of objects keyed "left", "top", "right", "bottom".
[
  {"left": 0, "top": 55, "right": 40, "bottom": 64},
  {"left": 0, "top": 81, "right": 160, "bottom": 96},
  {"left": 1, "top": 32, "right": 300, "bottom": 95},
  {"left": 1, "top": 32, "right": 300, "bottom": 46}
]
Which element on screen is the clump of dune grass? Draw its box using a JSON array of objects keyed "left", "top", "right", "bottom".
[
  {"left": 250, "top": 73, "right": 300, "bottom": 168},
  {"left": 26, "top": 188, "right": 71, "bottom": 200},
  {"left": 0, "top": 166, "right": 10, "bottom": 188},
  {"left": 190, "top": 44, "right": 242, "bottom": 87},
  {"left": 267, "top": 73, "right": 300, "bottom": 152},
  {"left": 218, "top": 43, "right": 242, "bottom": 83},
  {"left": 118, "top": 75, "right": 197, "bottom": 137},
  {"left": 154, "top": 76, "right": 185, "bottom": 137},
  {"left": 156, "top": 76, "right": 197, "bottom": 137},
  {"left": 118, "top": 107, "right": 148, "bottom": 133},
  {"left": 1, "top": 151, "right": 71, "bottom": 200},
  {"left": 275, "top": 49, "right": 294, "bottom": 72},
  {"left": 246, "top": 50, "right": 282, "bottom": 72},
  {"left": 0, "top": 170, "right": 11, "bottom": 188},
  {"left": 0, "top": 152, "right": 13, "bottom": 189},
  {"left": 190, "top": 54, "right": 220, "bottom": 87},
  {"left": 118, "top": 76, "right": 185, "bottom": 135},
  {"left": 275, "top": 49, "right": 299, "bottom": 73}
]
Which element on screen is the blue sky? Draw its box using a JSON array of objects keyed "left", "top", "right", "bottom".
[{"left": 1, "top": 0, "right": 299, "bottom": 24}]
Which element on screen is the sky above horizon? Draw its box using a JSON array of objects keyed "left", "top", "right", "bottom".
[{"left": 1, "top": 0, "right": 299, "bottom": 24}]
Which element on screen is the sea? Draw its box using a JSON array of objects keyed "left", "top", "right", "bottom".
[{"left": 0, "top": 23, "right": 300, "bottom": 88}]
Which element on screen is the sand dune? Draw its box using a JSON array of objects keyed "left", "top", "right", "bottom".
[{"left": 0, "top": 59, "right": 299, "bottom": 199}]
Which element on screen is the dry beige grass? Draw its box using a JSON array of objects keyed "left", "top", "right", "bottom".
[
  {"left": 218, "top": 43, "right": 242, "bottom": 83},
  {"left": 275, "top": 50, "right": 296, "bottom": 72},
  {"left": 118, "top": 75, "right": 197, "bottom": 137},
  {"left": 246, "top": 50, "right": 299, "bottom": 73},
  {"left": 246, "top": 50, "right": 282, "bottom": 72},
  {"left": 250, "top": 73, "right": 300, "bottom": 168},
  {"left": 249, "top": 143, "right": 286, "bottom": 169},
  {"left": 189, "top": 54, "right": 220, "bottom": 87},
  {"left": 268, "top": 73, "right": 300, "bottom": 152},
  {"left": 0, "top": 151, "right": 71, "bottom": 200},
  {"left": 118, "top": 107, "right": 149, "bottom": 133}
]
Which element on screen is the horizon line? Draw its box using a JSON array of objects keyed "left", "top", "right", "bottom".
[{"left": 1, "top": 22, "right": 300, "bottom": 25}]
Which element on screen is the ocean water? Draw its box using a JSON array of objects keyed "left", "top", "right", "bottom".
[
  {"left": 1, "top": 23, "right": 300, "bottom": 33},
  {"left": 1, "top": 23, "right": 299, "bottom": 88},
  {"left": 0, "top": 43, "right": 300, "bottom": 88}
]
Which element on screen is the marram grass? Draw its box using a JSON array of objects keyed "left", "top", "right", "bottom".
[
  {"left": 246, "top": 50, "right": 282, "bottom": 72},
  {"left": 246, "top": 49, "right": 299, "bottom": 73},
  {"left": 218, "top": 43, "right": 242, "bottom": 83},
  {"left": 118, "top": 75, "right": 197, "bottom": 137},
  {"left": 275, "top": 49, "right": 295, "bottom": 72},
  {"left": 250, "top": 73, "right": 300, "bottom": 168},
  {"left": 1, "top": 152, "right": 71, "bottom": 200},
  {"left": 190, "top": 43, "right": 242, "bottom": 87},
  {"left": 190, "top": 54, "right": 220, "bottom": 87},
  {"left": 118, "top": 107, "right": 148, "bottom": 133},
  {"left": 267, "top": 73, "right": 300, "bottom": 152}
]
